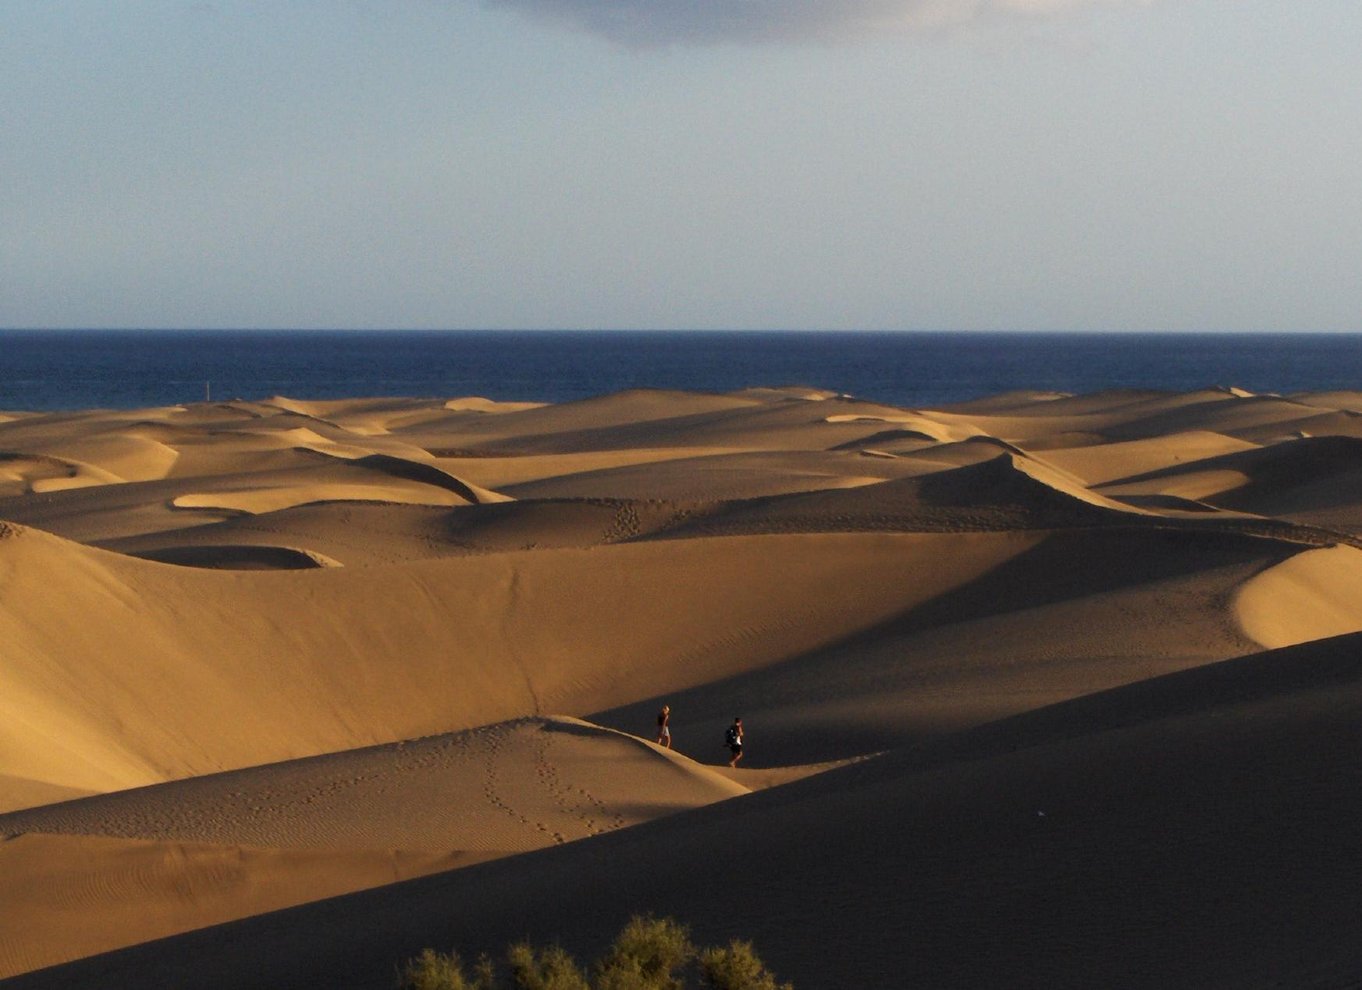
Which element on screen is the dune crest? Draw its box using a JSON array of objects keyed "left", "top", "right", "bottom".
[
  {"left": 1234, "top": 544, "right": 1362, "bottom": 649},
  {"left": 444, "top": 396, "right": 544, "bottom": 414},
  {"left": 0, "top": 520, "right": 1006, "bottom": 804},
  {"left": 0, "top": 716, "right": 760, "bottom": 974},
  {"left": 127, "top": 544, "right": 343, "bottom": 570}
]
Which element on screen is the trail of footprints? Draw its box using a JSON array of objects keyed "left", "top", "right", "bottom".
[
  {"left": 482, "top": 720, "right": 626, "bottom": 845},
  {"left": 603, "top": 501, "right": 642, "bottom": 542},
  {"left": 531, "top": 725, "right": 626, "bottom": 839},
  {"left": 0, "top": 720, "right": 632, "bottom": 853},
  {"left": 481, "top": 723, "right": 542, "bottom": 839}
]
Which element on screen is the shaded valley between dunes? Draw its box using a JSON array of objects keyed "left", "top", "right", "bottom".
[{"left": 4, "top": 384, "right": 1362, "bottom": 987}]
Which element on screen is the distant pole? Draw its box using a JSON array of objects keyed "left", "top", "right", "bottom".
[{"left": 205, "top": 380, "right": 211, "bottom": 403}]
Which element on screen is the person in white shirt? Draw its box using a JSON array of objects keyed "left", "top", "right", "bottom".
[{"left": 656, "top": 705, "right": 672, "bottom": 748}]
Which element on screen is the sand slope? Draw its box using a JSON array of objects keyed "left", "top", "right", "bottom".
[
  {"left": 1101, "top": 435, "right": 1362, "bottom": 536},
  {"left": 0, "top": 834, "right": 472, "bottom": 980},
  {"left": 15, "top": 629, "right": 1362, "bottom": 989},
  {"left": 0, "top": 521, "right": 1027, "bottom": 802},
  {"left": 0, "top": 716, "right": 776, "bottom": 976},
  {"left": 0, "top": 717, "right": 749, "bottom": 852}
]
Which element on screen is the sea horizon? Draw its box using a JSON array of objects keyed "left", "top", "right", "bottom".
[{"left": 4, "top": 328, "right": 1362, "bottom": 414}]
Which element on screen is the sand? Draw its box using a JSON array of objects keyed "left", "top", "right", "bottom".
[{"left": 3, "top": 384, "right": 1362, "bottom": 987}]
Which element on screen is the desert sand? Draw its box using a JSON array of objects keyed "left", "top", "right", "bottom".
[{"left": 3, "top": 384, "right": 1362, "bottom": 987}]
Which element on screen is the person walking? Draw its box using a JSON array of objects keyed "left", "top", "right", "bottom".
[
  {"left": 656, "top": 705, "right": 671, "bottom": 748},
  {"left": 725, "top": 716, "right": 744, "bottom": 767}
]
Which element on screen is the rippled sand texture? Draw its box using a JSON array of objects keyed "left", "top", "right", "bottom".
[{"left": 4, "top": 385, "right": 1362, "bottom": 988}]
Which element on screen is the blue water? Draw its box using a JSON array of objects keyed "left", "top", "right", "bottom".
[{"left": 2, "top": 330, "right": 1361, "bottom": 413}]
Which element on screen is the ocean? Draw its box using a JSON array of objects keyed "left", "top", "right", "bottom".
[{"left": 2, "top": 329, "right": 1362, "bottom": 413}]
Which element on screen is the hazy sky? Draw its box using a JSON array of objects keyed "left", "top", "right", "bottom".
[{"left": 1, "top": 1, "right": 1358, "bottom": 331}]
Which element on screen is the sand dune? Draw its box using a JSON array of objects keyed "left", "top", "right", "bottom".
[
  {"left": 1035, "top": 430, "right": 1259, "bottom": 485},
  {"left": 822, "top": 410, "right": 980, "bottom": 444},
  {"left": 0, "top": 716, "right": 778, "bottom": 975},
  {"left": 0, "top": 775, "right": 95, "bottom": 811},
  {"left": 649, "top": 451, "right": 1168, "bottom": 540},
  {"left": 0, "top": 455, "right": 490, "bottom": 542},
  {"left": 0, "top": 521, "right": 1013, "bottom": 803},
  {"left": 500, "top": 449, "right": 919, "bottom": 501},
  {"left": 591, "top": 526, "right": 1295, "bottom": 762},
  {"left": 17, "top": 630, "right": 1362, "bottom": 989},
  {"left": 1234, "top": 544, "right": 1362, "bottom": 649},
  {"left": 399, "top": 389, "right": 945, "bottom": 455},
  {"left": 102, "top": 500, "right": 657, "bottom": 566},
  {"left": 0, "top": 717, "right": 750, "bottom": 852},
  {"left": 100, "top": 503, "right": 475, "bottom": 566},
  {"left": 1100, "top": 435, "right": 1362, "bottom": 535},
  {"left": 909, "top": 387, "right": 1249, "bottom": 444},
  {"left": 423, "top": 447, "right": 744, "bottom": 488},
  {"left": 0, "top": 452, "right": 121, "bottom": 496},
  {"left": 6, "top": 385, "right": 1362, "bottom": 986},
  {"left": 0, "top": 833, "right": 474, "bottom": 979},
  {"left": 125, "top": 543, "right": 342, "bottom": 570},
  {"left": 170, "top": 482, "right": 470, "bottom": 515}
]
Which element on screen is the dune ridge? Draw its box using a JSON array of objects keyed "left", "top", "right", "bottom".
[{"left": 1, "top": 520, "right": 1011, "bottom": 800}]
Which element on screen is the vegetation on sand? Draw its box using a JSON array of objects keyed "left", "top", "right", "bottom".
[{"left": 398, "top": 916, "right": 792, "bottom": 990}]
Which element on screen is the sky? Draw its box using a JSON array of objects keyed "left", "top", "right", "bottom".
[{"left": 1, "top": 1, "right": 1358, "bottom": 332}]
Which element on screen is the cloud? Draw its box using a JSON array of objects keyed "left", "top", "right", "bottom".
[{"left": 485, "top": 0, "right": 1146, "bottom": 47}]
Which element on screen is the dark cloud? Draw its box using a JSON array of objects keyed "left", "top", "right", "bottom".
[{"left": 485, "top": 0, "right": 1142, "bottom": 47}]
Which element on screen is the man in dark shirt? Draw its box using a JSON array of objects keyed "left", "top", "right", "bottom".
[{"left": 726, "top": 717, "right": 744, "bottom": 767}]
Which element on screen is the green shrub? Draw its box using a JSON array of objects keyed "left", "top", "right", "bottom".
[
  {"left": 507, "top": 941, "right": 591, "bottom": 990},
  {"left": 472, "top": 954, "right": 498, "bottom": 990},
  {"left": 594, "top": 915, "right": 695, "bottom": 990},
  {"left": 398, "top": 948, "right": 498, "bottom": 990},
  {"left": 399, "top": 948, "right": 473, "bottom": 990},
  {"left": 397, "top": 917, "right": 792, "bottom": 990},
  {"left": 697, "top": 941, "right": 792, "bottom": 990}
]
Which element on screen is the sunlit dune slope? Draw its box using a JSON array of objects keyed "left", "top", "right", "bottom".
[
  {"left": 398, "top": 389, "right": 940, "bottom": 455},
  {"left": 1100, "top": 434, "right": 1362, "bottom": 535},
  {"left": 498, "top": 449, "right": 924, "bottom": 501},
  {"left": 648, "top": 448, "right": 1353, "bottom": 549},
  {"left": 99, "top": 499, "right": 706, "bottom": 565},
  {"left": 0, "top": 716, "right": 782, "bottom": 977},
  {"left": 0, "top": 834, "right": 474, "bottom": 981},
  {"left": 591, "top": 526, "right": 1306, "bottom": 762},
  {"left": 1035, "top": 430, "right": 1259, "bottom": 485},
  {"left": 0, "top": 520, "right": 1024, "bottom": 807},
  {"left": 1235, "top": 543, "right": 1362, "bottom": 648},
  {"left": 0, "top": 717, "right": 747, "bottom": 853},
  {"left": 0, "top": 454, "right": 498, "bottom": 543}
]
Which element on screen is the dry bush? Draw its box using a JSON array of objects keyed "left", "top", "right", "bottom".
[
  {"left": 698, "top": 941, "right": 793, "bottom": 990},
  {"left": 398, "top": 917, "right": 790, "bottom": 990}
]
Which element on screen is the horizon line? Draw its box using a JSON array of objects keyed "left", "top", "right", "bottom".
[{"left": 3, "top": 326, "right": 1360, "bottom": 335}]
